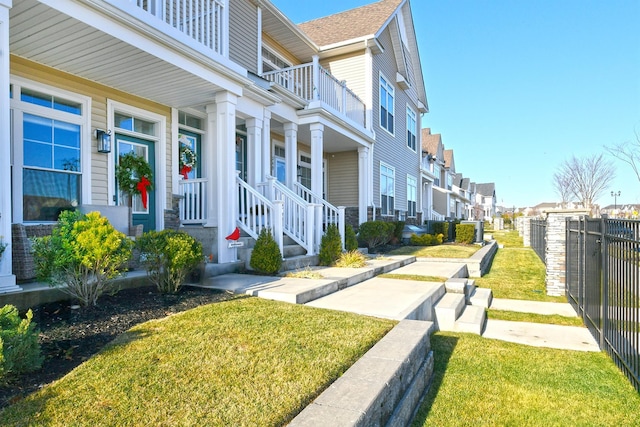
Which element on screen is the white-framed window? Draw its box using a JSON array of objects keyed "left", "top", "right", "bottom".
[
  {"left": 407, "top": 175, "right": 417, "bottom": 217},
  {"left": 273, "top": 143, "right": 286, "bottom": 184},
  {"left": 380, "top": 162, "right": 395, "bottom": 216},
  {"left": 379, "top": 74, "right": 394, "bottom": 134},
  {"left": 406, "top": 106, "right": 417, "bottom": 151},
  {"left": 10, "top": 78, "right": 91, "bottom": 222},
  {"left": 433, "top": 164, "right": 441, "bottom": 187},
  {"left": 262, "top": 45, "right": 292, "bottom": 73}
]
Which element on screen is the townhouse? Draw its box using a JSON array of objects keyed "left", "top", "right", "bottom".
[{"left": 0, "top": 0, "right": 429, "bottom": 292}]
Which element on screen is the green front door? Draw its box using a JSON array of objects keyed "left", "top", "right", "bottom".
[{"left": 116, "top": 134, "right": 156, "bottom": 231}]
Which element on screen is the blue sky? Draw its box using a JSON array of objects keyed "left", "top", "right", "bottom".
[{"left": 272, "top": 0, "right": 640, "bottom": 208}]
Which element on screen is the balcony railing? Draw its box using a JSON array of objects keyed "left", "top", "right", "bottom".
[
  {"left": 262, "top": 60, "right": 366, "bottom": 128},
  {"left": 130, "top": 0, "right": 224, "bottom": 54}
]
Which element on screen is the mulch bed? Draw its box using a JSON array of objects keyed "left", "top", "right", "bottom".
[{"left": 0, "top": 285, "right": 235, "bottom": 409}]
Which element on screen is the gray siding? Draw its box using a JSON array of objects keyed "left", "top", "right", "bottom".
[
  {"left": 229, "top": 0, "right": 259, "bottom": 73},
  {"left": 371, "top": 27, "right": 421, "bottom": 217}
]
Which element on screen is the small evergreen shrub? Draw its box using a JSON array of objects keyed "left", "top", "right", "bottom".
[
  {"left": 409, "top": 233, "right": 444, "bottom": 246},
  {"left": 391, "top": 221, "right": 405, "bottom": 244},
  {"left": 335, "top": 250, "right": 367, "bottom": 268},
  {"left": 319, "top": 224, "right": 343, "bottom": 266},
  {"left": 250, "top": 228, "right": 282, "bottom": 274},
  {"left": 345, "top": 224, "right": 358, "bottom": 251},
  {"left": 357, "top": 221, "right": 395, "bottom": 249},
  {"left": 0, "top": 305, "right": 43, "bottom": 383},
  {"left": 455, "top": 224, "right": 476, "bottom": 244},
  {"left": 32, "top": 210, "right": 133, "bottom": 307},
  {"left": 137, "top": 230, "right": 203, "bottom": 294},
  {"left": 433, "top": 222, "right": 450, "bottom": 242}
]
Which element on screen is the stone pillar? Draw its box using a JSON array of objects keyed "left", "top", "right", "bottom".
[
  {"left": 284, "top": 122, "right": 297, "bottom": 189},
  {"left": 213, "top": 92, "right": 238, "bottom": 264},
  {"left": 522, "top": 216, "right": 532, "bottom": 247},
  {"left": 245, "top": 117, "right": 262, "bottom": 187},
  {"left": 544, "top": 210, "right": 589, "bottom": 296},
  {"left": 0, "top": 1, "right": 18, "bottom": 293}
]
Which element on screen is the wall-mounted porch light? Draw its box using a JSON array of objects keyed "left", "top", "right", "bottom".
[{"left": 96, "top": 129, "right": 112, "bottom": 153}]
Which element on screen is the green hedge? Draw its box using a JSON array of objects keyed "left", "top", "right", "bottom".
[
  {"left": 455, "top": 224, "right": 476, "bottom": 244},
  {"left": 433, "top": 222, "right": 450, "bottom": 241},
  {"left": 409, "top": 233, "right": 444, "bottom": 246},
  {"left": 358, "top": 221, "right": 395, "bottom": 249}
]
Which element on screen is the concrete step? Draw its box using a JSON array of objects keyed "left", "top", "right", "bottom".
[
  {"left": 280, "top": 254, "right": 319, "bottom": 273},
  {"left": 454, "top": 305, "right": 486, "bottom": 335},
  {"left": 433, "top": 293, "right": 466, "bottom": 331},
  {"left": 283, "top": 244, "right": 307, "bottom": 258},
  {"left": 444, "top": 277, "right": 468, "bottom": 294},
  {"left": 469, "top": 287, "right": 493, "bottom": 308}
]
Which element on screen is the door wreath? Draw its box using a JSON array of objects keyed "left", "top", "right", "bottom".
[{"left": 179, "top": 143, "right": 197, "bottom": 180}]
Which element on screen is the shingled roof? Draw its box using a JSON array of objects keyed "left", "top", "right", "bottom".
[
  {"left": 476, "top": 183, "right": 496, "bottom": 197},
  {"left": 298, "top": 0, "right": 403, "bottom": 47},
  {"left": 421, "top": 128, "right": 441, "bottom": 154}
]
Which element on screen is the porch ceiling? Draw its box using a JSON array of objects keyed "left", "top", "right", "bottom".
[
  {"left": 270, "top": 120, "right": 368, "bottom": 153},
  {"left": 9, "top": 1, "right": 232, "bottom": 109}
]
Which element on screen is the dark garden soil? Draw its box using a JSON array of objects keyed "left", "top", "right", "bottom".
[{"left": 0, "top": 285, "right": 236, "bottom": 409}]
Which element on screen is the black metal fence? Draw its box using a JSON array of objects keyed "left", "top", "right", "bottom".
[
  {"left": 566, "top": 217, "right": 640, "bottom": 392},
  {"left": 530, "top": 219, "right": 547, "bottom": 264}
]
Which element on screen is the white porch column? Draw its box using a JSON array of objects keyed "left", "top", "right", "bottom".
[
  {"left": 0, "top": 0, "right": 18, "bottom": 293},
  {"left": 246, "top": 117, "right": 262, "bottom": 187},
  {"left": 204, "top": 104, "right": 217, "bottom": 227},
  {"left": 261, "top": 110, "right": 271, "bottom": 182},
  {"left": 284, "top": 122, "right": 297, "bottom": 189},
  {"left": 358, "top": 146, "right": 370, "bottom": 225},
  {"left": 310, "top": 123, "right": 324, "bottom": 197},
  {"left": 214, "top": 92, "right": 238, "bottom": 263}
]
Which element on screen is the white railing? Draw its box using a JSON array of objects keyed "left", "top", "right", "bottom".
[
  {"left": 237, "top": 176, "right": 283, "bottom": 255},
  {"left": 262, "top": 62, "right": 366, "bottom": 128},
  {"left": 131, "top": 0, "right": 224, "bottom": 54},
  {"left": 178, "top": 178, "right": 207, "bottom": 224},
  {"left": 263, "top": 177, "right": 315, "bottom": 255},
  {"left": 294, "top": 182, "right": 345, "bottom": 251},
  {"left": 428, "top": 210, "right": 446, "bottom": 221}
]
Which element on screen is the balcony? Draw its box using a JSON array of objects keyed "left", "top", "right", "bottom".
[
  {"left": 128, "top": 0, "right": 225, "bottom": 55},
  {"left": 262, "top": 60, "right": 367, "bottom": 128}
]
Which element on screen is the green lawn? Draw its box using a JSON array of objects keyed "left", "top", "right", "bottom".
[
  {"left": 387, "top": 243, "right": 479, "bottom": 258},
  {"left": 412, "top": 332, "right": 640, "bottom": 426},
  {"left": 0, "top": 298, "right": 395, "bottom": 426}
]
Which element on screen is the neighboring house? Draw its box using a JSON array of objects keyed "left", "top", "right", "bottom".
[
  {"left": 453, "top": 174, "right": 472, "bottom": 220},
  {"left": 421, "top": 128, "right": 458, "bottom": 220},
  {"left": 0, "top": 0, "right": 429, "bottom": 292},
  {"left": 474, "top": 183, "right": 497, "bottom": 219}
]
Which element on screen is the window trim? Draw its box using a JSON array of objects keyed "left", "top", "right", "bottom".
[
  {"left": 380, "top": 162, "right": 395, "bottom": 216},
  {"left": 379, "top": 73, "right": 395, "bottom": 135},
  {"left": 10, "top": 76, "right": 92, "bottom": 223}
]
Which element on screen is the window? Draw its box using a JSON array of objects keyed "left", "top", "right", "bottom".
[
  {"left": 274, "top": 144, "right": 286, "bottom": 184},
  {"left": 379, "top": 75, "right": 394, "bottom": 134},
  {"left": 407, "top": 175, "right": 417, "bottom": 217},
  {"left": 298, "top": 154, "right": 312, "bottom": 190},
  {"left": 262, "top": 46, "right": 291, "bottom": 73},
  {"left": 380, "top": 163, "right": 395, "bottom": 216},
  {"left": 114, "top": 113, "right": 155, "bottom": 136},
  {"left": 12, "top": 82, "right": 88, "bottom": 222},
  {"left": 406, "top": 107, "right": 416, "bottom": 151},
  {"left": 433, "top": 164, "right": 441, "bottom": 187}
]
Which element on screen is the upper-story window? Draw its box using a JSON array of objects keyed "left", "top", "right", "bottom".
[
  {"left": 406, "top": 106, "right": 416, "bottom": 151},
  {"left": 262, "top": 46, "right": 291, "bottom": 73},
  {"left": 447, "top": 174, "right": 452, "bottom": 190},
  {"left": 433, "top": 164, "right": 441, "bottom": 187},
  {"left": 379, "top": 74, "right": 394, "bottom": 134}
]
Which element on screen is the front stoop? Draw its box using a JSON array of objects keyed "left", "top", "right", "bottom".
[{"left": 289, "top": 320, "right": 436, "bottom": 427}]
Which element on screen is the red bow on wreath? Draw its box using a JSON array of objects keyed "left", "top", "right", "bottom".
[
  {"left": 136, "top": 176, "right": 152, "bottom": 209},
  {"left": 180, "top": 164, "right": 192, "bottom": 180}
]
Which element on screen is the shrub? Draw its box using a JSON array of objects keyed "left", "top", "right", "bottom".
[
  {"left": 345, "top": 224, "right": 358, "bottom": 251},
  {"left": 32, "top": 210, "right": 133, "bottom": 307},
  {"left": 335, "top": 250, "right": 367, "bottom": 268},
  {"left": 137, "top": 230, "right": 203, "bottom": 294},
  {"left": 357, "top": 221, "right": 395, "bottom": 249},
  {"left": 319, "top": 224, "right": 343, "bottom": 266},
  {"left": 391, "top": 221, "right": 405, "bottom": 244},
  {"left": 409, "top": 233, "right": 444, "bottom": 246},
  {"left": 250, "top": 228, "right": 282, "bottom": 274},
  {"left": 433, "top": 222, "right": 450, "bottom": 241},
  {"left": 456, "top": 224, "right": 476, "bottom": 244},
  {"left": 0, "top": 305, "right": 43, "bottom": 383}
]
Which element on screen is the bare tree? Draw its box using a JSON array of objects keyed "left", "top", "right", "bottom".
[
  {"left": 555, "top": 154, "right": 616, "bottom": 209},
  {"left": 552, "top": 170, "right": 573, "bottom": 208},
  {"left": 605, "top": 130, "right": 640, "bottom": 184}
]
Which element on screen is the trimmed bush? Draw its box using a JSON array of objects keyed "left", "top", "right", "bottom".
[
  {"left": 357, "top": 221, "right": 395, "bottom": 249},
  {"left": 345, "top": 224, "right": 358, "bottom": 252},
  {"left": 319, "top": 224, "right": 343, "bottom": 266},
  {"left": 335, "top": 250, "right": 367, "bottom": 268},
  {"left": 32, "top": 210, "right": 133, "bottom": 307},
  {"left": 137, "top": 230, "right": 203, "bottom": 294},
  {"left": 0, "top": 305, "right": 43, "bottom": 383},
  {"left": 456, "top": 224, "right": 476, "bottom": 244},
  {"left": 433, "top": 221, "right": 450, "bottom": 242},
  {"left": 250, "top": 228, "right": 282, "bottom": 274},
  {"left": 409, "top": 233, "right": 444, "bottom": 246},
  {"left": 391, "top": 221, "right": 405, "bottom": 244}
]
